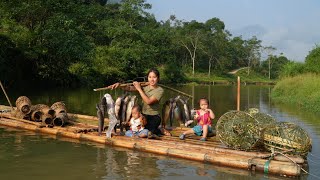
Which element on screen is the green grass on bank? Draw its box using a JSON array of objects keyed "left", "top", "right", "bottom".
[
  {"left": 271, "top": 73, "right": 320, "bottom": 113},
  {"left": 184, "top": 69, "right": 275, "bottom": 85}
]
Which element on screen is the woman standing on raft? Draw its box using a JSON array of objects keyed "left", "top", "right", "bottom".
[{"left": 109, "top": 68, "right": 166, "bottom": 136}]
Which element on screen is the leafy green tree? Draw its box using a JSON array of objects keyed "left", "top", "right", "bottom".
[
  {"left": 260, "top": 54, "right": 289, "bottom": 79},
  {"left": 279, "top": 61, "right": 305, "bottom": 78},
  {"left": 201, "top": 18, "right": 231, "bottom": 76},
  {"left": 163, "top": 62, "right": 186, "bottom": 83},
  {"left": 244, "top": 36, "right": 262, "bottom": 75},
  {"left": 305, "top": 45, "right": 320, "bottom": 73},
  {"left": 174, "top": 20, "right": 206, "bottom": 76}
]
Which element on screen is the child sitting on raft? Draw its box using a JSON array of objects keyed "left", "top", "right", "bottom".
[
  {"left": 179, "top": 97, "right": 215, "bottom": 141},
  {"left": 125, "top": 104, "right": 149, "bottom": 138}
]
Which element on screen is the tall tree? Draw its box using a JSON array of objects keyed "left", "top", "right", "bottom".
[
  {"left": 244, "top": 36, "right": 262, "bottom": 75},
  {"left": 263, "top": 46, "right": 276, "bottom": 79},
  {"left": 175, "top": 20, "right": 205, "bottom": 76}
]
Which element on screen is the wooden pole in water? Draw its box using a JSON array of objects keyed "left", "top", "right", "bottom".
[
  {"left": 237, "top": 76, "right": 240, "bottom": 111},
  {"left": 0, "top": 81, "right": 14, "bottom": 110}
]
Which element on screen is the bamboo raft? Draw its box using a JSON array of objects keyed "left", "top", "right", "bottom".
[{"left": 0, "top": 105, "right": 306, "bottom": 177}]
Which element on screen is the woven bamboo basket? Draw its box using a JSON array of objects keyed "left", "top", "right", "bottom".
[
  {"left": 51, "top": 102, "right": 67, "bottom": 114},
  {"left": 216, "top": 111, "right": 262, "bottom": 150},
  {"left": 263, "top": 122, "right": 312, "bottom": 156},
  {"left": 15, "top": 96, "right": 32, "bottom": 114},
  {"left": 30, "top": 104, "right": 55, "bottom": 124}
]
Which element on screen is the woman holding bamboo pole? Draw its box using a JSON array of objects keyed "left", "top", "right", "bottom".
[{"left": 109, "top": 68, "right": 169, "bottom": 136}]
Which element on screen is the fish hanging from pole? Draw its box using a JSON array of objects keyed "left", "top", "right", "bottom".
[{"left": 104, "top": 94, "right": 117, "bottom": 138}]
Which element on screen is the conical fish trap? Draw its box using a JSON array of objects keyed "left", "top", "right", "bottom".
[
  {"left": 33, "top": 104, "right": 55, "bottom": 116},
  {"left": 216, "top": 111, "right": 262, "bottom": 150},
  {"left": 31, "top": 104, "right": 55, "bottom": 124},
  {"left": 263, "top": 122, "right": 312, "bottom": 156},
  {"left": 251, "top": 112, "right": 276, "bottom": 127},
  {"left": 245, "top": 108, "right": 276, "bottom": 127},
  {"left": 15, "top": 96, "right": 32, "bottom": 114},
  {"left": 51, "top": 102, "right": 67, "bottom": 114}
]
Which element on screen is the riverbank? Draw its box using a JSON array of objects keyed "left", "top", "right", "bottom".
[
  {"left": 183, "top": 71, "right": 276, "bottom": 85},
  {"left": 271, "top": 73, "right": 320, "bottom": 114}
]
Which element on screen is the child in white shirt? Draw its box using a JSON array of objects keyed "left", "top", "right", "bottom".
[{"left": 125, "top": 105, "right": 149, "bottom": 138}]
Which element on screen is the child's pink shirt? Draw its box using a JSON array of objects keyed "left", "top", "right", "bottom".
[{"left": 196, "top": 110, "right": 212, "bottom": 127}]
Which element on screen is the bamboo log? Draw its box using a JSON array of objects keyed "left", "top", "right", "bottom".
[{"left": 1, "top": 114, "right": 45, "bottom": 127}]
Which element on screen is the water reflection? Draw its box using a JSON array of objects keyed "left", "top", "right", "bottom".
[{"left": 0, "top": 126, "right": 292, "bottom": 180}]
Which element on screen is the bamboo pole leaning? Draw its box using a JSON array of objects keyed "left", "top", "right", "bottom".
[{"left": 0, "top": 81, "right": 14, "bottom": 110}]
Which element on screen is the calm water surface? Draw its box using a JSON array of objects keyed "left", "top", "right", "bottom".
[{"left": 0, "top": 85, "right": 319, "bottom": 179}]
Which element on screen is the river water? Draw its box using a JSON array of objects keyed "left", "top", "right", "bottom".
[{"left": 0, "top": 85, "right": 319, "bottom": 179}]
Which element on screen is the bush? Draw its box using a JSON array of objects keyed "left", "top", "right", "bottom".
[
  {"left": 279, "top": 61, "right": 305, "bottom": 78},
  {"left": 305, "top": 45, "right": 320, "bottom": 73},
  {"left": 272, "top": 73, "right": 320, "bottom": 113},
  {"left": 163, "top": 62, "right": 187, "bottom": 84}
]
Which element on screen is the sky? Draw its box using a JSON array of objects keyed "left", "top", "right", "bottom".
[{"left": 146, "top": 0, "right": 320, "bottom": 62}]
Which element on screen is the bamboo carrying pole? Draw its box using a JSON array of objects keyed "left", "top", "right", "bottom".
[
  {"left": 0, "top": 81, "right": 14, "bottom": 110},
  {"left": 93, "top": 82, "right": 149, "bottom": 91},
  {"left": 237, "top": 76, "right": 240, "bottom": 111},
  {"left": 93, "top": 82, "right": 193, "bottom": 99}
]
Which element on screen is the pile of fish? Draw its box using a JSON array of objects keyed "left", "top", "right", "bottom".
[
  {"left": 97, "top": 94, "right": 196, "bottom": 137},
  {"left": 161, "top": 96, "right": 196, "bottom": 128},
  {"left": 96, "top": 93, "right": 137, "bottom": 137}
]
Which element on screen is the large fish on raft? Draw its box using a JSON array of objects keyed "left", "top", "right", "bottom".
[
  {"left": 96, "top": 96, "right": 107, "bottom": 136},
  {"left": 185, "top": 108, "right": 197, "bottom": 127},
  {"left": 114, "top": 92, "right": 128, "bottom": 121},
  {"left": 169, "top": 96, "right": 181, "bottom": 127},
  {"left": 161, "top": 99, "right": 171, "bottom": 128},
  {"left": 114, "top": 97, "right": 122, "bottom": 120},
  {"left": 126, "top": 95, "right": 137, "bottom": 123},
  {"left": 173, "top": 103, "right": 184, "bottom": 126},
  {"left": 179, "top": 98, "right": 190, "bottom": 122},
  {"left": 104, "top": 93, "right": 117, "bottom": 138},
  {"left": 179, "top": 98, "right": 194, "bottom": 127},
  {"left": 120, "top": 95, "right": 130, "bottom": 134}
]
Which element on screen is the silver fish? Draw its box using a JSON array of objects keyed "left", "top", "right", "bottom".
[
  {"left": 179, "top": 98, "right": 191, "bottom": 125},
  {"left": 161, "top": 100, "right": 171, "bottom": 128},
  {"left": 96, "top": 96, "right": 106, "bottom": 136},
  {"left": 185, "top": 108, "right": 197, "bottom": 127},
  {"left": 169, "top": 96, "right": 181, "bottom": 126},
  {"left": 173, "top": 105, "right": 184, "bottom": 126},
  {"left": 114, "top": 97, "right": 122, "bottom": 120},
  {"left": 104, "top": 93, "right": 117, "bottom": 138},
  {"left": 120, "top": 95, "right": 130, "bottom": 133},
  {"left": 126, "top": 95, "right": 137, "bottom": 122}
]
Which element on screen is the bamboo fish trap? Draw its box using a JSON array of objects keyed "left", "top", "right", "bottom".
[
  {"left": 216, "top": 111, "right": 262, "bottom": 150},
  {"left": 263, "top": 122, "right": 312, "bottom": 156},
  {"left": 15, "top": 96, "right": 32, "bottom": 114},
  {"left": 216, "top": 110, "right": 277, "bottom": 151}
]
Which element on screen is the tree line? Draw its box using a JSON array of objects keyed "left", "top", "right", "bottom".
[{"left": 1, "top": 0, "right": 317, "bottom": 88}]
